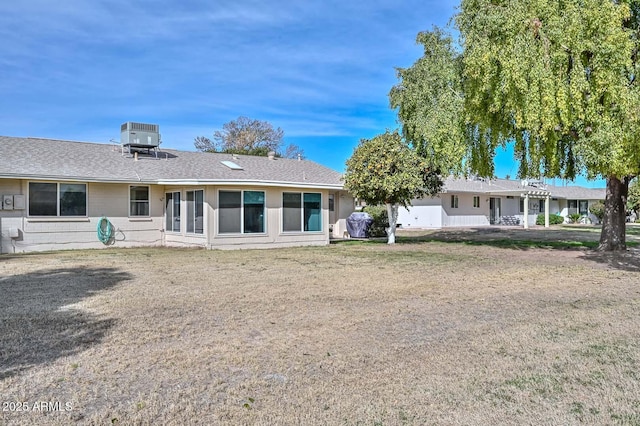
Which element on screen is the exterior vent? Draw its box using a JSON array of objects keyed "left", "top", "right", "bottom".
[{"left": 121, "top": 122, "right": 160, "bottom": 147}]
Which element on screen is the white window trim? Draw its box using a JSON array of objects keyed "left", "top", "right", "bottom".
[
  {"left": 281, "top": 191, "right": 323, "bottom": 234},
  {"left": 185, "top": 188, "right": 205, "bottom": 235},
  {"left": 129, "top": 185, "right": 150, "bottom": 218},
  {"left": 450, "top": 195, "right": 459, "bottom": 209},
  {"left": 27, "top": 181, "right": 88, "bottom": 218},
  {"left": 217, "top": 189, "right": 267, "bottom": 235},
  {"left": 473, "top": 196, "right": 480, "bottom": 208},
  {"left": 165, "top": 191, "right": 181, "bottom": 234}
]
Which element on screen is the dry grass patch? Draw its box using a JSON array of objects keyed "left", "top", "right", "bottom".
[{"left": 1, "top": 232, "right": 640, "bottom": 424}]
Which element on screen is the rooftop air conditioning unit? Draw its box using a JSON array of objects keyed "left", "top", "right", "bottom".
[{"left": 120, "top": 122, "right": 160, "bottom": 147}]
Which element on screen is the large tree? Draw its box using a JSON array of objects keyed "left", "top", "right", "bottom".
[
  {"left": 344, "top": 130, "right": 442, "bottom": 244},
  {"left": 195, "top": 116, "right": 303, "bottom": 159},
  {"left": 457, "top": 0, "right": 640, "bottom": 251},
  {"left": 389, "top": 28, "right": 469, "bottom": 177}
]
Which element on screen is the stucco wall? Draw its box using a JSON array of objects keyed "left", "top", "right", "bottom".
[
  {"left": 398, "top": 197, "right": 443, "bottom": 228},
  {"left": 0, "top": 181, "right": 164, "bottom": 253},
  {"left": 442, "top": 193, "right": 490, "bottom": 227},
  {"left": 1, "top": 180, "right": 348, "bottom": 253},
  {"left": 206, "top": 185, "right": 332, "bottom": 249}
]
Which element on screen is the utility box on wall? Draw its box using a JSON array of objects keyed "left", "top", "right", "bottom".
[
  {"left": 1, "top": 195, "right": 25, "bottom": 210},
  {"left": 2, "top": 195, "right": 13, "bottom": 210}
]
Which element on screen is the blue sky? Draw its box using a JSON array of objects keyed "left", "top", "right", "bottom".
[{"left": 1, "top": 0, "right": 603, "bottom": 187}]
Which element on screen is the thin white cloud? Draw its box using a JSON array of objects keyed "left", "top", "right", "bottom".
[{"left": 0, "top": 0, "right": 460, "bottom": 168}]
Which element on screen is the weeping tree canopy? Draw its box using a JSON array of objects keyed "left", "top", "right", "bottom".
[
  {"left": 450, "top": 0, "right": 640, "bottom": 250},
  {"left": 389, "top": 28, "right": 469, "bottom": 177},
  {"left": 457, "top": 0, "right": 640, "bottom": 182}
]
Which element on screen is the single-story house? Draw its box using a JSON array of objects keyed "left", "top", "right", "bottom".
[
  {"left": 0, "top": 125, "right": 353, "bottom": 254},
  {"left": 398, "top": 176, "right": 606, "bottom": 229}
]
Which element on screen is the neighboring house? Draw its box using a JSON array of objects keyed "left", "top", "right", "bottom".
[
  {"left": 0, "top": 127, "right": 353, "bottom": 254},
  {"left": 398, "top": 176, "right": 605, "bottom": 229}
]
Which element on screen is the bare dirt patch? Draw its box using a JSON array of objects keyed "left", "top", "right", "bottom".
[{"left": 1, "top": 228, "right": 640, "bottom": 424}]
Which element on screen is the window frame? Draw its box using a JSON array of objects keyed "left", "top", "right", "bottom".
[
  {"left": 450, "top": 195, "right": 459, "bottom": 209},
  {"left": 281, "top": 191, "right": 323, "bottom": 233},
  {"left": 165, "top": 191, "right": 181, "bottom": 233},
  {"left": 473, "top": 196, "right": 480, "bottom": 208},
  {"left": 579, "top": 200, "right": 589, "bottom": 215},
  {"left": 186, "top": 189, "right": 205, "bottom": 235},
  {"left": 28, "top": 181, "right": 88, "bottom": 217},
  {"left": 217, "top": 189, "right": 266, "bottom": 235},
  {"left": 129, "top": 185, "right": 150, "bottom": 217}
]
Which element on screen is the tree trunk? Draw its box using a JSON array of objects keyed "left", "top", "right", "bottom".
[
  {"left": 598, "top": 176, "right": 629, "bottom": 251},
  {"left": 386, "top": 203, "right": 399, "bottom": 245}
]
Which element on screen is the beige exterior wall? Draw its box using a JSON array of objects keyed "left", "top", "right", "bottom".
[
  {"left": 0, "top": 180, "right": 165, "bottom": 253},
  {"left": 206, "top": 185, "right": 332, "bottom": 249},
  {"left": 331, "top": 190, "right": 354, "bottom": 238},
  {"left": 1, "top": 180, "right": 350, "bottom": 253}
]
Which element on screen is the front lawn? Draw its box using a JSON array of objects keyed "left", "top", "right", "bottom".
[{"left": 1, "top": 230, "right": 639, "bottom": 424}]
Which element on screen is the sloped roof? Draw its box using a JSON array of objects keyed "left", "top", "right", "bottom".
[
  {"left": 443, "top": 176, "right": 605, "bottom": 200},
  {"left": 0, "top": 137, "right": 344, "bottom": 189}
]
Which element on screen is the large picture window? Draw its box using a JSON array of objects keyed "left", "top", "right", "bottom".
[
  {"left": 282, "top": 192, "right": 322, "bottom": 232},
  {"left": 130, "top": 186, "right": 149, "bottom": 216},
  {"left": 29, "top": 182, "right": 87, "bottom": 216},
  {"left": 186, "top": 190, "right": 204, "bottom": 234},
  {"left": 218, "top": 190, "right": 265, "bottom": 234},
  {"left": 166, "top": 192, "right": 180, "bottom": 232}
]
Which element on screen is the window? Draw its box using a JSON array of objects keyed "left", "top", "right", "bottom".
[
  {"left": 282, "top": 192, "right": 322, "bottom": 232},
  {"left": 329, "top": 194, "right": 335, "bottom": 212},
  {"left": 29, "top": 182, "right": 87, "bottom": 216},
  {"left": 473, "top": 196, "right": 480, "bottom": 208},
  {"left": 568, "top": 200, "right": 578, "bottom": 215},
  {"left": 186, "top": 190, "right": 204, "bottom": 234},
  {"left": 166, "top": 192, "right": 180, "bottom": 232},
  {"left": 130, "top": 186, "right": 149, "bottom": 216},
  {"left": 218, "top": 190, "right": 265, "bottom": 234},
  {"left": 539, "top": 199, "right": 545, "bottom": 213},
  {"left": 450, "top": 195, "right": 458, "bottom": 209},
  {"left": 579, "top": 200, "right": 589, "bottom": 215},
  {"left": 519, "top": 198, "right": 525, "bottom": 213}
]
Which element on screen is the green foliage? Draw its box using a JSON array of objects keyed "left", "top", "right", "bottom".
[
  {"left": 343, "top": 130, "right": 443, "bottom": 207},
  {"left": 536, "top": 213, "right": 565, "bottom": 225},
  {"left": 194, "top": 116, "right": 303, "bottom": 159},
  {"left": 457, "top": 0, "right": 640, "bottom": 181},
  {"left": 389, "top": 28, "right": 469, "bottom": 176},
  {"left": 568, "top": 213, "right": 583, "bottom": 224},
  {"left": 589, "top": 201, "right": 606, "bottom": 221},
  {"left": 363, "top": 205, "right": 388, "bottom": 237},
  {"left": 628, "top": 179, "right": 640, "bottom": 214}
]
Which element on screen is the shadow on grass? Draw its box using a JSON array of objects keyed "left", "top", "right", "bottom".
[
  {"left": 335, "top": 228, "right": 603, "bottom": 250},
  {"left": 0, "top": 267, "right": 131, "bottom": 380},
  {"left": 580, "top": 250, "right": 640, "bottom": 272},
  {"left": 334, "top": 228, "right": 640, "bottom": 271}
]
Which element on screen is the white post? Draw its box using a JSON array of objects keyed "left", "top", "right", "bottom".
[
  {"left": 545, "top": 194, "right": 550, "bottom": 228},
  {"left": 523, "top": 193, "right": 529, "bottom": 229}
]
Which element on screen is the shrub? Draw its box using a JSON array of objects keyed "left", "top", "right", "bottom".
[
  {"left": 363, "top": 205, "right": 388, "bottom": 237},
  {"left": 568, "top": 213, "right": 582, "bottom": 223},
  {"left": 536, "top": 213, "right": 565, "bottom": 225},
  {"left": 589, "top": 201, "right": 605, "bottom": 222}
]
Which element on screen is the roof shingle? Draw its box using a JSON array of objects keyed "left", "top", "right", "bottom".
[{"left": 0, "top": 137, "right": 343, "bottom": 188}]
